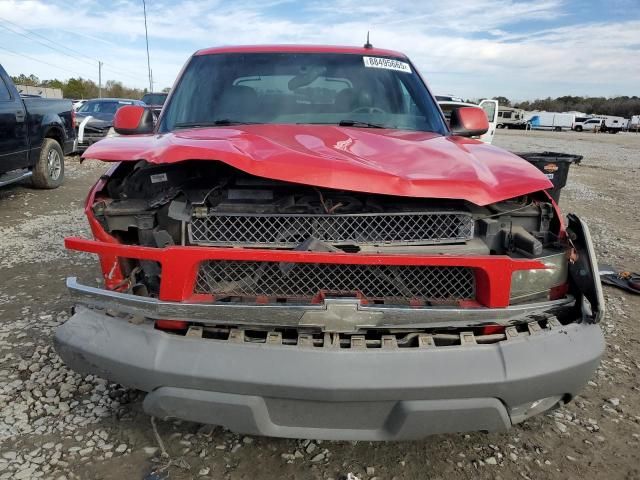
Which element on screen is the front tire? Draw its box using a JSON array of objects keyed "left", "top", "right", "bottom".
[
  {"left": 575, "top": 126, "right": 583, "bottom": 132},
  {"left": 32, "top": 138, "right": 64, "bottom": 189}
]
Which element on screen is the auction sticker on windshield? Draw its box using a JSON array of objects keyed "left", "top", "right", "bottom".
[{"left": 363, "top": 57, "right": 411, "bottom": 73}]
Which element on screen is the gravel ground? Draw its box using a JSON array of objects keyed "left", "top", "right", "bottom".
[{"left": 0, "top": 129, "right": 639, "bottom": 480}]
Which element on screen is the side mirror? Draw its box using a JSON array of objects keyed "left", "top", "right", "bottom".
[
  {"left": 113, "top": 105, "right": 154, "bottom": 135},
  {"left": 449, "top": 106, "right": 489, "bottom": 137}
]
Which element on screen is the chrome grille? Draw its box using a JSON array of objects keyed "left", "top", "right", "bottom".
[
  {"left": 188, "top": 212, "right": 474, "bottom": 247},
  {"left": 195, "top": 261, "right": 475, "bottom": 302}
]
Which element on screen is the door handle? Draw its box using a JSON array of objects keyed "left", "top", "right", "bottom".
[{"left": 15, "top": 110, "right": 26, "bottom": 122}]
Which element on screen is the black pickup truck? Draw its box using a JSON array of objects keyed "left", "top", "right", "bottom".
[{"left": 0, "top": 64, "right": 76, "bottom": 189}]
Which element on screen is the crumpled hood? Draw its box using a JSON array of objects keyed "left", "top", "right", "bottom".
[{"left": 82, "top": 124, "right": 552, "bottom": 206}]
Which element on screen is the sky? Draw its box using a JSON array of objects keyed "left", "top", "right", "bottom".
[{"left": 0, "top": 0, "right": 639, "bottom": 100}]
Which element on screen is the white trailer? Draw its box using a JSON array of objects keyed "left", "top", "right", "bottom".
[
  {"left": 497, "top": 106, "right": 527, "bottom": 129},
  {"left": 526, "top": 112, "right": 575, "bottom": 131},
  {"left": 601, "top": 116, "right": 627, "bottom": 134}
]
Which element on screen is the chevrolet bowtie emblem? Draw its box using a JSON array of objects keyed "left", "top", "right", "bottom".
[{"left": 299, "top": 298, "right": 383, "bottom": 332}]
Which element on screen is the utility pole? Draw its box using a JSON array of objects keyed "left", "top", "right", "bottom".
[
  {"left": 98, "top": 61, "right": 103, "bottom": 98},
  {"left": 143, "top": 0, "right": 153, "bottom": 92}
]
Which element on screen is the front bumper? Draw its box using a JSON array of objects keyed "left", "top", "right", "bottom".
[
  {"left": 55, "top": 306, "right": 604, "bottom": 440},
  {"left": 66, "top": 277, "right": 577, "bottom": 331},
  {"left": 57, "top": 212, "right": 606, "bottom": 439},
  {"left": 75, "top": 134, "right": 107, "bottom": 153}
]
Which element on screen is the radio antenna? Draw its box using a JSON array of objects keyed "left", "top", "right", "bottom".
[{"left": 364, "top": 31, "right": 373, "bottom": 49}]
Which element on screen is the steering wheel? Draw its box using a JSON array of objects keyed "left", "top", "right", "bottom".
[{"left": 350, "top": 106, "right": 387, "bottom": 115}]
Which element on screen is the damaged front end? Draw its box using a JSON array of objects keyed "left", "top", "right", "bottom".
[
  {"left": 56, "top": 159, "right": 604, "bottom": 439},
  {"left": 69, "top": 159, "right": 603, "bottom": 327}
]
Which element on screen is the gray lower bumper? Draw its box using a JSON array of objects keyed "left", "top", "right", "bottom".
[{"left": 54, "top": 307, "right": 604, "bottom": 440}]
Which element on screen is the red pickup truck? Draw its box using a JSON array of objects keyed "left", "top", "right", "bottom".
[{"left": 55, "top": 45, "right": 605, "bottom": 440}]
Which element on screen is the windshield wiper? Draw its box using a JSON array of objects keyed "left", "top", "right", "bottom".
[
  {"left": 337, "top": 119, "right": 387, "bottom": 129},
  {"left": 174, "top": 119, "right": 259, "bottom": 128}
]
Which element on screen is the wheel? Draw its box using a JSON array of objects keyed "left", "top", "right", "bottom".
[
  {"left": 32, "top": 138, "right": 64, "bottom": 189},
  {"left": 575, "top": 126, "right": 583, "bottom": 132},
  {"left": 554, "top": 126, "right": 562, "bottom": 132}
]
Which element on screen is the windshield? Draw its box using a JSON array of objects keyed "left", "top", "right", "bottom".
[
  {"left": 78, "top": 100, "right": 133, "bottom": 114},
  {"left": 142, "top": 93, "right": 167, "bottom": 105},
  {"left": 159, "top": 52, "right": 447, "bottom": 134}
]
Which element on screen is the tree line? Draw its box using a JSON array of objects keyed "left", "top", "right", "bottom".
[
  {"left": 493, "top": 95, "right": 640, "bottom": 119},
  {"left": 11, "top": 73, "right": 169, "bottom": 100}
]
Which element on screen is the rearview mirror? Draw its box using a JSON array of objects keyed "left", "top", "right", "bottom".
[
  {"left": 113, "top": 105, "right": 154, "bottom": 135},
  {"left": 449, "top": 106, "right": 489, "bottom": 137}
]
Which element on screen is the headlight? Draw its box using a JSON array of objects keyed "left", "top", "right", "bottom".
[{"left": 510, "top": 252, "right": 568, "bottom": 303}]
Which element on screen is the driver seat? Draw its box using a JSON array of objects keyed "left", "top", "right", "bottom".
[
  {"left": 334, "top": 88, "right": 378, "bottom": 113},
  {"left": 333, "top": 88, "right": 356, "bottom": 112}
]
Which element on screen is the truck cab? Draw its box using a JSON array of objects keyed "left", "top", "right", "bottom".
[
  {"left": 573, "top": 118, "right": 603, "bottom": 132},
  {"left": 0, "top": 64, "right": 76, "bottom": 188},
  {"left": 0, "top": 72, "right": 29, "bottom": 174}
]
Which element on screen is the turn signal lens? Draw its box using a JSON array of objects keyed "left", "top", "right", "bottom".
[
  {"left": 549, "top": 283, "right": 569, "bottom": 300},
  {"left": 481, "top": 325, "right": 505, "bottom": 335},
  {"left": 155, "top": 320, "right": 188, "bottom": 331}
]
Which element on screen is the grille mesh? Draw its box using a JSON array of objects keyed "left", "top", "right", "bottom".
[
  {"left": 189, "top": 212, "right": 474, "bottom": 247},
  {"left": 195, "top": 261, "right": 475, "bottom": 302}
]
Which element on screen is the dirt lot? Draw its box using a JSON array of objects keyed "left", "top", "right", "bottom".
[{"left": 0, "top": 129, "right": 639, "bottom": 480}]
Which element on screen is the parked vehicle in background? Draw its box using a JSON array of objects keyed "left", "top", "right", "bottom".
[
  {"left": 0, "top": 64, "right": 75, "bottom": 189},
  {"left": 600, "top": 116, "right": 627, "bottom": 134},
  {"left": 526, "top": 112, "right": 574, "bottom": 131},
  {"left": 572, "top": 116, "right": 589, "bottom": 129},
  {"left": 437, "top": 98, "right": 499, "bottom": 143},
  {"left": 73, "top": 99, "right": 87, "bottom": 111},
  {"left": 435, "top": 94, "right": 464, "bottom": 102},
  {"left": 75, "top": 98, "right": 145, "bottom": 152},
  {"left": 497, "top": 106, "right": 526, "bottom": 129},
  {"left": 141, "top": 92, "right": 168, "bottom": 116},
  {"left": 55, "top": 45, "right": 604, "bottom": 441},
  {"left": 573, "top": 118, "right": 603, "bottom": 132},
  {"left": 630, "top": 115, "right": 640, "bottom": 132}
]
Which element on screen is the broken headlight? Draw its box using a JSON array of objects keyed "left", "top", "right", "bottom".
[{"left": 510, "top": 252, "right": 568, "bottom": 304}]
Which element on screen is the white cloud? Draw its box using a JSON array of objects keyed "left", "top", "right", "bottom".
[{"left": 0, "top": 0, "right": 638, "bottom": 99}]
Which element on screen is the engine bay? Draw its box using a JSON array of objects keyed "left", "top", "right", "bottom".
[{"left": 94, "top": 160, "right": 561, "bottom": 252}]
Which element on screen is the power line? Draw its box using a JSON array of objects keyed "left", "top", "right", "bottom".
[
  {"left": 0, "top": 44, "right": 90, "bottom": 79},
  {"left": 0, "top": 15, "right": 146, "bottom": 85},
  {"left": 0, "top": 15, "right": 97, "bottom": 65},
  {"left": 101, "top": 64, "right": 145, "bottom": 83},
  {"left": 0, "top": 21, "right": 96, "bottom": 69}
]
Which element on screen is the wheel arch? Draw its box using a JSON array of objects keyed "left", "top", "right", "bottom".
[{"left": 43, "top": 124, "right": 65, "bottom": 148}]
